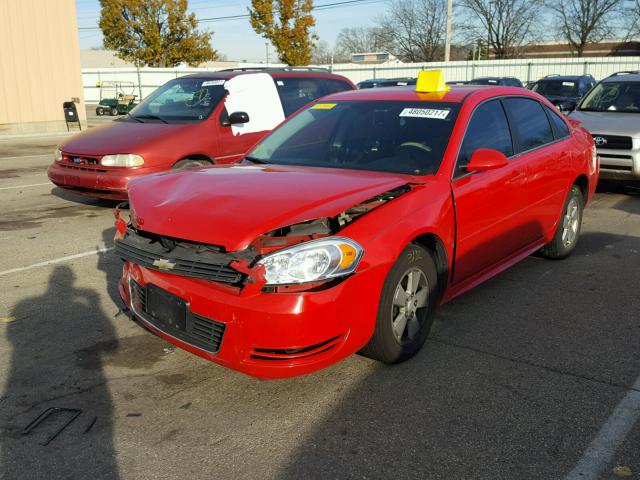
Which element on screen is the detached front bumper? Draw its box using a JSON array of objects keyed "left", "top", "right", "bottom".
[
  {"left": 118, "top": 261, "right": 387, "bottom": 379},
  {"left": 47, "top": 162, "right": 166, "bottom": 200}
]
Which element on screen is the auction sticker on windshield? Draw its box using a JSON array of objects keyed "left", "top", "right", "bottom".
[{"left": 399, "top": 108, "right": 450, "bottom": 119}]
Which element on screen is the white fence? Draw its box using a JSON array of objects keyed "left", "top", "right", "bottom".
[{"left": 82, "top": 56, "right": 640, "bottom": 103}]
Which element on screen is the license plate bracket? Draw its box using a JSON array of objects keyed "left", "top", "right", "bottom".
[{"left": 145, "top": 284, "right": 187, "bottom": 331}]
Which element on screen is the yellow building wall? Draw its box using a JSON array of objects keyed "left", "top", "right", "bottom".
[{"left": 0, "top": 0, "right": 86, "bottom": 134}]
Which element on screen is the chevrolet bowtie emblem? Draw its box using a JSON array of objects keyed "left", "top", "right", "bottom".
[{"left": 153, "top": 258, "right": 176, "bottom": 270}]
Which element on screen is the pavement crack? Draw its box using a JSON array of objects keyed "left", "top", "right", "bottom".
[{"left": 429, "top": 337, "right": 640, "bottom": 394}]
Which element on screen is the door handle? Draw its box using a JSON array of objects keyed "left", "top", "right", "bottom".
[{"left": 506, "top": 170, "right": 525, "bottom": 183}]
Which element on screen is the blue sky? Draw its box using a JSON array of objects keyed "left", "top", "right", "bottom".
[{"left": 76, "top": 0, "right": 386, "bottom": 62}]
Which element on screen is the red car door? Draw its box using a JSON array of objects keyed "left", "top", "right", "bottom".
[
  {"left": 452, "top": 99, "right": 530, "bottom": 284},
  {"left": 502, "top": 98, "right": 571, "bottom": 242}
]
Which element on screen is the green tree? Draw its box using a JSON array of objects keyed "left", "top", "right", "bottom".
[
  {"left": 99, "top": 0, "right": 217, "bottom": 67},
  {"left": 249, "top": 0, "right": 317, "bottom": 65}
]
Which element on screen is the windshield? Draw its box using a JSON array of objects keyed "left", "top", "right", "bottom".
[
  {"left": 129, "top": 78, "right": 226, "bottom": 123},
  {"left": 247, "top": 101, "right": 460, "bottom": 175},
  {"left": 532, "top": 80, "right": 578, "bottom": 97},
  {"left": 578, "top": 81, "right": 640, "bottom": 113}
]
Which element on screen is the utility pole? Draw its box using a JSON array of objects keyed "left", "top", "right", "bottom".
[
  {"left": 444, "top": 0, "right": 453, "bottom": 61},
  {"left": 265, "top": 42, "right": 269, "bottom": 65}
]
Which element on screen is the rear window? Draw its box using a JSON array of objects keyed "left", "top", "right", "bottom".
[
  {"left": 274, "top": 77, "right": 351, "bottom": 116},
  {"left": 532, "top": 80, "right": 578, "bottom": 97},
  {"left": 544, "top": 105, "right": 570, "bottom": 139}
]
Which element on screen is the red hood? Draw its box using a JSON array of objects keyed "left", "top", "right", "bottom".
[
  {"left": 60, "top": 121, "right": 191, "bottom": 156},
  {"left": 127, "top": 164, "right": 414, "bottom": 251}
]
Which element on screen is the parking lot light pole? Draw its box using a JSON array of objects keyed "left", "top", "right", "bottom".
[{"left": 444, "top": 0, "right": 453, "bottom": 61}]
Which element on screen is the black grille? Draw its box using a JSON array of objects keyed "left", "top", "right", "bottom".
[
  {"left": 592, "top": 135, "right": 633, "bottom": 150},
  {"left": 116, "top": 230, "right": 245, "bottom": 285},
  {"left": 131, "top": 280, "right": 225, "bottom": 353}
]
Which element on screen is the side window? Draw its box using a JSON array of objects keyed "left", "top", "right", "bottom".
[
  {"left": 457, "top": 99, "right": 513, "bottom": 175},
  {"left": 544, "top": 105, "right": 570, "bottom": 139},
  {"left": 274, "top": 78, "right": 324, "bottom": 116},
  {"left": 322, "top": 79, "right": 352, "bottom": 95},
  {"left": 504, "top": 98, "right": 554, "bottom": 152}
]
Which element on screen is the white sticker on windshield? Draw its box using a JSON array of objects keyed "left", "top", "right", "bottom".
[
  {"left": 397, "top": 81, "right": 408, "bottom": 86},
  {"left": 202, "top": 80, "right": 225, "bottom": 87},
  {"left": 562, "top": 81, "right": 575, "bottom": 86},
  {"left": 399, "top": 108, "right": 450, "bottom": 120}
]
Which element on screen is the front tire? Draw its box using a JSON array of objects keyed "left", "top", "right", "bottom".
[
  {"left": 110, "top": 107, "right": 119, "bottom": 116},
  {"left": 359, "top": 244, "right": 438, "bottom": 364},
  {"left": 96, "top": 107, "right": 104, "bottom": 116},
  {"left": 541, "top": 184, "right": 584, "bottom": 259}
]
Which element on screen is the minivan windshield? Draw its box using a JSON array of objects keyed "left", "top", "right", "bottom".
[
  {"left": 129, "top": 78, "right": 226, "bottom": 123},
  {"left": 247, "top": 101, "right": 460, "bottom": 175},
  {"left": 578, "top": 80, "right": 640, "bottom": 113},
  {"left": 531, "top": 80, "right": 578, "bottom": 97}
]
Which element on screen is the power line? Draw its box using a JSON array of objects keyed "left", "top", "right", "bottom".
[{"left": 77, "top": 0, "right": 382, "bottom": 31}]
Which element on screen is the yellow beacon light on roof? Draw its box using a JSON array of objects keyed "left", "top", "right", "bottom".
[{"left": 416, "top": 70, "right": 450, "bottom": 93}]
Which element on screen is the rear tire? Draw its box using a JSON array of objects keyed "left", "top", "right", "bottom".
[
  {"left": 359, "top": 244, "right": 438, "bottom": 364},
  {"left": 172, "top": 158, "right": 212, "bottom": 170},
  {"left": 110, "top": 107, "right": 119, "bottom": 116},
  {"left": 541, "top": 184, "right": 584, "bottom": 259},
  {"left": 96, "top": 107, "right": 104, "bottom": 116}
]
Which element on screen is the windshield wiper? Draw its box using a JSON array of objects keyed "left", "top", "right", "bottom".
[
  {"left": 243, "top": 156, "right": 269, "bottom": 164},
  {"left": 127, "top": 113, "right": 144, "bottom": 123},
  {"left": 132, "top": 114, "right": 169, "bottom": 124}
]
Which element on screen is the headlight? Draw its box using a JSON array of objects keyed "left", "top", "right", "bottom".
[
  {"left": 257, "top": 237, "right": 364, "bottom": 285},
  {"left": 54, "top": 148, "right": 62, "bottom": 162},
  {"left": 101, "top": 154, "right": 144, "bottom": 167}
]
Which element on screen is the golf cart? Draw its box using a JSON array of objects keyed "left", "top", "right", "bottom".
[{"left": 95, "top": 81, "right": 138, "bottom": 116}]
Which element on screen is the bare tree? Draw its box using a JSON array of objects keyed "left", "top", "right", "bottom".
[
  {"left": 376, "top": 0, "right": 448, "bottom": 62},
  {"left": 334, "top": 27, "right": 390, "bottom": 61},
  {"left": 545, "top": 0, "right": 624, "bottom": 56},
  {"left": 459, "top": 0, "right": 542, "bottom": 58},
  {"left": 312, "top": 40, "right": 334, "bottom": 64}
]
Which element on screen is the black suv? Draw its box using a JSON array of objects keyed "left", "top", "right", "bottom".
[
  {"left": 528, "top": 74, "right": 596, "bottom": 114},
  {"left": 357, "top": 77, "right": 417, "bottom": 89},
  {"left": 468, "top": 76, "right": 523, "bottom": 87}
]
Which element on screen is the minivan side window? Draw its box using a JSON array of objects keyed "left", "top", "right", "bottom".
[
  {"left": 322, "top": 79, "right": 352, "bottom": 95},
  {"left": 504, "top": 97, "right": 554, "bottom": 152},
  {"left": 543, "top": 105, "right": 570, "bottom": 139},
  {"left": 275, "top": 78, "right": 325, "bottom": 116},
  {"left": 456, "top": 99, "right": 513, "bottom": 175}
]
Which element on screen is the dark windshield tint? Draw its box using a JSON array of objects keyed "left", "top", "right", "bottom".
[
  {"left": 130, "top": 78, "right": 226, "bottom": 123},
  {"left": 275, "top": 78, "right": 349, "bottom": 116},
  {"left": 469, "top": 78, "right": 500, "bottom": 85},
  {"left": 579, "top": 80, "right": 640, "bottom": 113},
  {"left": 249, "top": 101, "right": 459, "bottom": 175},
  {"left": 532, "top": 80, "right": 579, "bottom": 96}
]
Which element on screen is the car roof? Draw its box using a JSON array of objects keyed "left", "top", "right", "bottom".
[
  {"left": 603, "top": 72, "right": 640, "bottom": 83},
  {"left": 321, "top": 84, "right": 529, "bottom": 104},
  {"left": 538, "top": 75, "right": 584, "bottom": 82},
  {"left": 180, "top": 70, "right": 350, "bottom": 81}
]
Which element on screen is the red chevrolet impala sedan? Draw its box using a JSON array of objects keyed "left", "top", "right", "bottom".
[{"left": 115, "top": 71, "right": 599, "bottom": 379}]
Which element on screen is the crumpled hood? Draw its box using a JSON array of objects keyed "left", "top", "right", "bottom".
[
  {"left": 60, "top": 121, "right": 191, "bottom": 156},
  {"left": 127, "top": 164, "right": 414, "bottom": 251}
]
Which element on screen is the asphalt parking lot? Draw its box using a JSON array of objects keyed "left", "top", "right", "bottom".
[{"left": 0, "top": 129, "right": 639, "bottom": 480}]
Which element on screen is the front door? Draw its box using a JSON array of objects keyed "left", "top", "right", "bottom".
[{"left": 452, "top": 99, "right": 529, "bottom": 284}]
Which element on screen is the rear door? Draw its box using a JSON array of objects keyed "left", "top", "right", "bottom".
[
  {"left": 452, "top": 99, "right": 530, "bottom": 284},
  {"left": 502, "top": 97, "right": 570, "bottom": 242}
]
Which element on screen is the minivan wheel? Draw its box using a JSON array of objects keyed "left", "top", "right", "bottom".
[
  {"left": 359, "top": 244, "right": 438, "bottom": 364},
  {"left": 172, "top": 159, "right": 212, "bottom": 170},
  {"left": 541, "top": 185, "right": 584, "bottom": 259}
]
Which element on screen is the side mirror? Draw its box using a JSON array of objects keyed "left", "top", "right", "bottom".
[
  {"left": 466, "top": 148, "right": 509, "bottom": 172},
  {"left": 220, "top": 112, "right": 249, "bottom": 127}
]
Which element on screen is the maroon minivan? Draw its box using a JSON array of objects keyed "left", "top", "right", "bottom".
[{"left": 48, "top": 68, "right": 354, "bottom": 200}]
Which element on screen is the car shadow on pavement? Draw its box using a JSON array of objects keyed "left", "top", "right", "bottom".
[
  {"left": 0, "top": 265, "right": 120, "bottom": 480},
  {"left": 278, "top": 234, "right": 640, "bottom": 479},
  {"left": 99, "top": 226, "right": 122, "bottom": 310},
  {"left": 50, "top": 187, "right": 121, "bottom": 208}
]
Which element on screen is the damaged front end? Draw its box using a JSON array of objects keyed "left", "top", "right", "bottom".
[{"left": 114, "top": 184, "right": 413, "bottom": 290}]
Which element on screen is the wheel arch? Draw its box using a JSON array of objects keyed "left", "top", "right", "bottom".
[
  {"left": 410, "top": 232, "right": 449, "bottom": 300},
  {"left": 173, "top": 154, "right": 214, "bottom": 166},
  {"left": 573, "top": 174, "right": 589, "bottom": 202}
]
